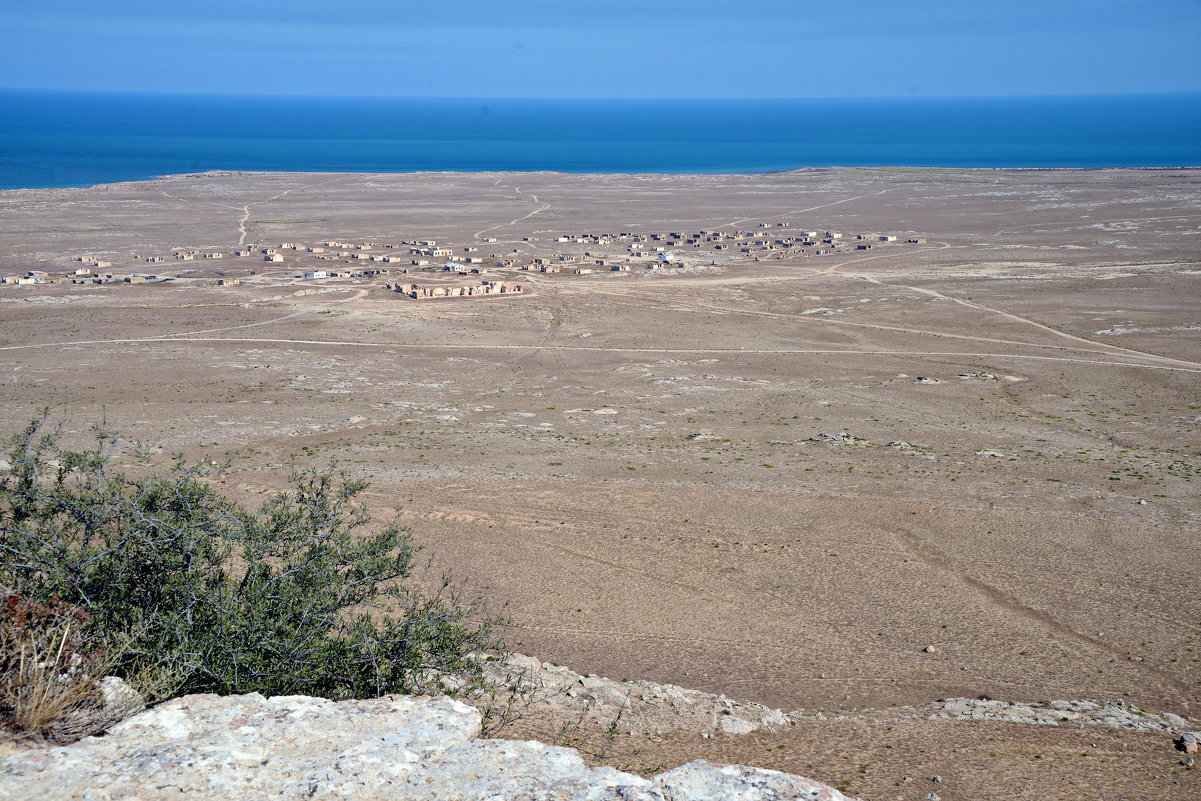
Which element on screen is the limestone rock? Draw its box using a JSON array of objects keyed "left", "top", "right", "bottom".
[
  {"left": 484, "top": 653, "right": 795, "bottom": 736},
  {"left": 925, "top": 698, "right": 1201, "bottom": 737},
  {"left": 654, "top": 760, "right": 853, "bottom": 800},
  {"left": 0, "top": 692, "right": 856, "bottom": 801},
  {"left": 0, "top": 693, "right": 481, "bottom": 800},
  {"left": 719, "top": 715, "right": 758, "bottom": 735},
  {"left": 96, "top": 676, "right": 146, "bottom": 719},
  {"left": 397, "top": 738, "right": 652, "bottom": 800}
]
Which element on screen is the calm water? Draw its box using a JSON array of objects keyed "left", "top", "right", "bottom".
[{"left": 2, "top": 90, "right": 1199, "bottom": 189}]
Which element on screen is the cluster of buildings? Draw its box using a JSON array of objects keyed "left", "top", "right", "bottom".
[
  {"left": 1, "top": 270, "right": 52, "bottom": 285},
  {"left": 441, "top": 262, "right": 490, "bottom": 275},
  {"left": 71, "top": 272, "right": 158, "bottom": 285},
  {"left": 1, "top": 267, "right": 159, "bottom": 285},
  {"left": 158, "top": 249, "right": 253, "bottom": 263},
  {"left": 385, "top": 280, "right": 524, "bottom": 300},
  {"left": 2, "top": 223, "right": 929, "bottom": 295},
  {"left": 603, "top": 227, "right": 922, "bottom": 258},
  {"left": 490, "top": 224, "right": 924, "bottom": 270},
  {"left": 484, "top": 226, "right": 901, "bottom": 274},
  {"left": 263, "top": 240, "right": 492, "bottom": 269},
  {"left": 299, "top": 267, "right": 398, "bottom": 280},
  {"left": 517, "top": 250, "right": 681, "bottom": 274}
]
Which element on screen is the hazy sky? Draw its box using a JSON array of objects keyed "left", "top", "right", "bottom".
[{"left": 3, "top": 0, "right": 1200, "bottom": 98}]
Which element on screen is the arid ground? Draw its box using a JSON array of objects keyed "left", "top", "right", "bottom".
[{"left": 1, "top": 168, "right": 1199, "bottom": 799}]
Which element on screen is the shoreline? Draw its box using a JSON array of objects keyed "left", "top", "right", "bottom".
[{"left": 5, "top": 164, "right": 1201, "bottom": 193}]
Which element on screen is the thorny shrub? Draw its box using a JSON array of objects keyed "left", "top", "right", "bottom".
[{"left": 0, "top": 412, "right": 507, "bottom": 740}]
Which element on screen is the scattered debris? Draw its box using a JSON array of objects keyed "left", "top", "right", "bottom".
[
  {"left": 1094, "top": 323, "right": 1201, "bottom": 336},
  {"left": 814, "top": 432, "right": 866, "bottom": 444}
]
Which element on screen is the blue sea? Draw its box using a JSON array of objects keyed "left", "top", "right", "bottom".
[{"left": 1, "top": 90, "right": 1199, "bottom": 189}]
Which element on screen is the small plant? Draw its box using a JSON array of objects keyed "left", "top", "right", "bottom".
[
  {"left": 593, "top": 707, "right": 624, "bottom": 764},
  {"left": 551, "top": 703, "right": 592, "bottom": 750},
  {"left": 549, "top": 701, "right": 625, "bottom": 766},
  {"left": 0, "top": 590, "right": 149, "bottom": 743}
]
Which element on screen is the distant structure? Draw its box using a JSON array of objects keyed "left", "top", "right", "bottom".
[
  {"left": 1, "top": 224, "right": 925, "bottom": 295},
  {"left": 386, "top": 280, "right": 524, "bottom": 300}
]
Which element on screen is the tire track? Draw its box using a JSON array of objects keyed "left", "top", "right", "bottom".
[
  {"left": 711, "top": 188, "right": 898, "bottom": 229},
  {"left": 3, "top": 336, "right": 1199, "bottom": 374},
  {"left": 474, "top": 187, "right": 552, "bottom": 239},
  {"left": 890, "top": 526, "right": 1194, "bottom": 705}
]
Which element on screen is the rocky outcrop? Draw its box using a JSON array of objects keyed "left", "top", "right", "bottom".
[
  {"left": 490, "top": 656, "right": 1201, "bottom": 744},
  {"left": 488, "top": 653, "right": 793, "bottom": 737},
  {"left": 921, "top": 697, "right": 1200, "bottom": 736},
  {"left": 0, "top": 693, "right": 854, "bottom": 801}
]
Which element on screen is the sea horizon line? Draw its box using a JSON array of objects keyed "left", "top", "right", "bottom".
[{"left": 3, "top": 87, "right": 1201, "bottom": 103}]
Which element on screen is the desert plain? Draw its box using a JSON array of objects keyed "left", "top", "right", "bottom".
[{"left": 1, "top": 167, "right": 1199, "bottom": 799}]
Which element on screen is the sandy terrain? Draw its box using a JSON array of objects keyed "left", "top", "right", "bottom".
[{"left": 1, "top": 167, "right": 1199, "bottom": 799}]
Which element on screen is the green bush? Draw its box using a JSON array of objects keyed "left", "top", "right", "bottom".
[{"left": 0, "top": 413, "right": 504, "bottom": 703}]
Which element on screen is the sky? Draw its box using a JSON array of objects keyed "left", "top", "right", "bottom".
[{"left": 3, "top": 0, "right": 1200, "bottom": 98}]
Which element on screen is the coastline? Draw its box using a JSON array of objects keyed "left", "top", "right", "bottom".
[{"left": 5, "top": 164, "right": 1201, "bottom": 194}]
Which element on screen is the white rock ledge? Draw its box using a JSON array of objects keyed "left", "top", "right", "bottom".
[{"left": 0, "top": 693, "right": 855, "bottom": 801}]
